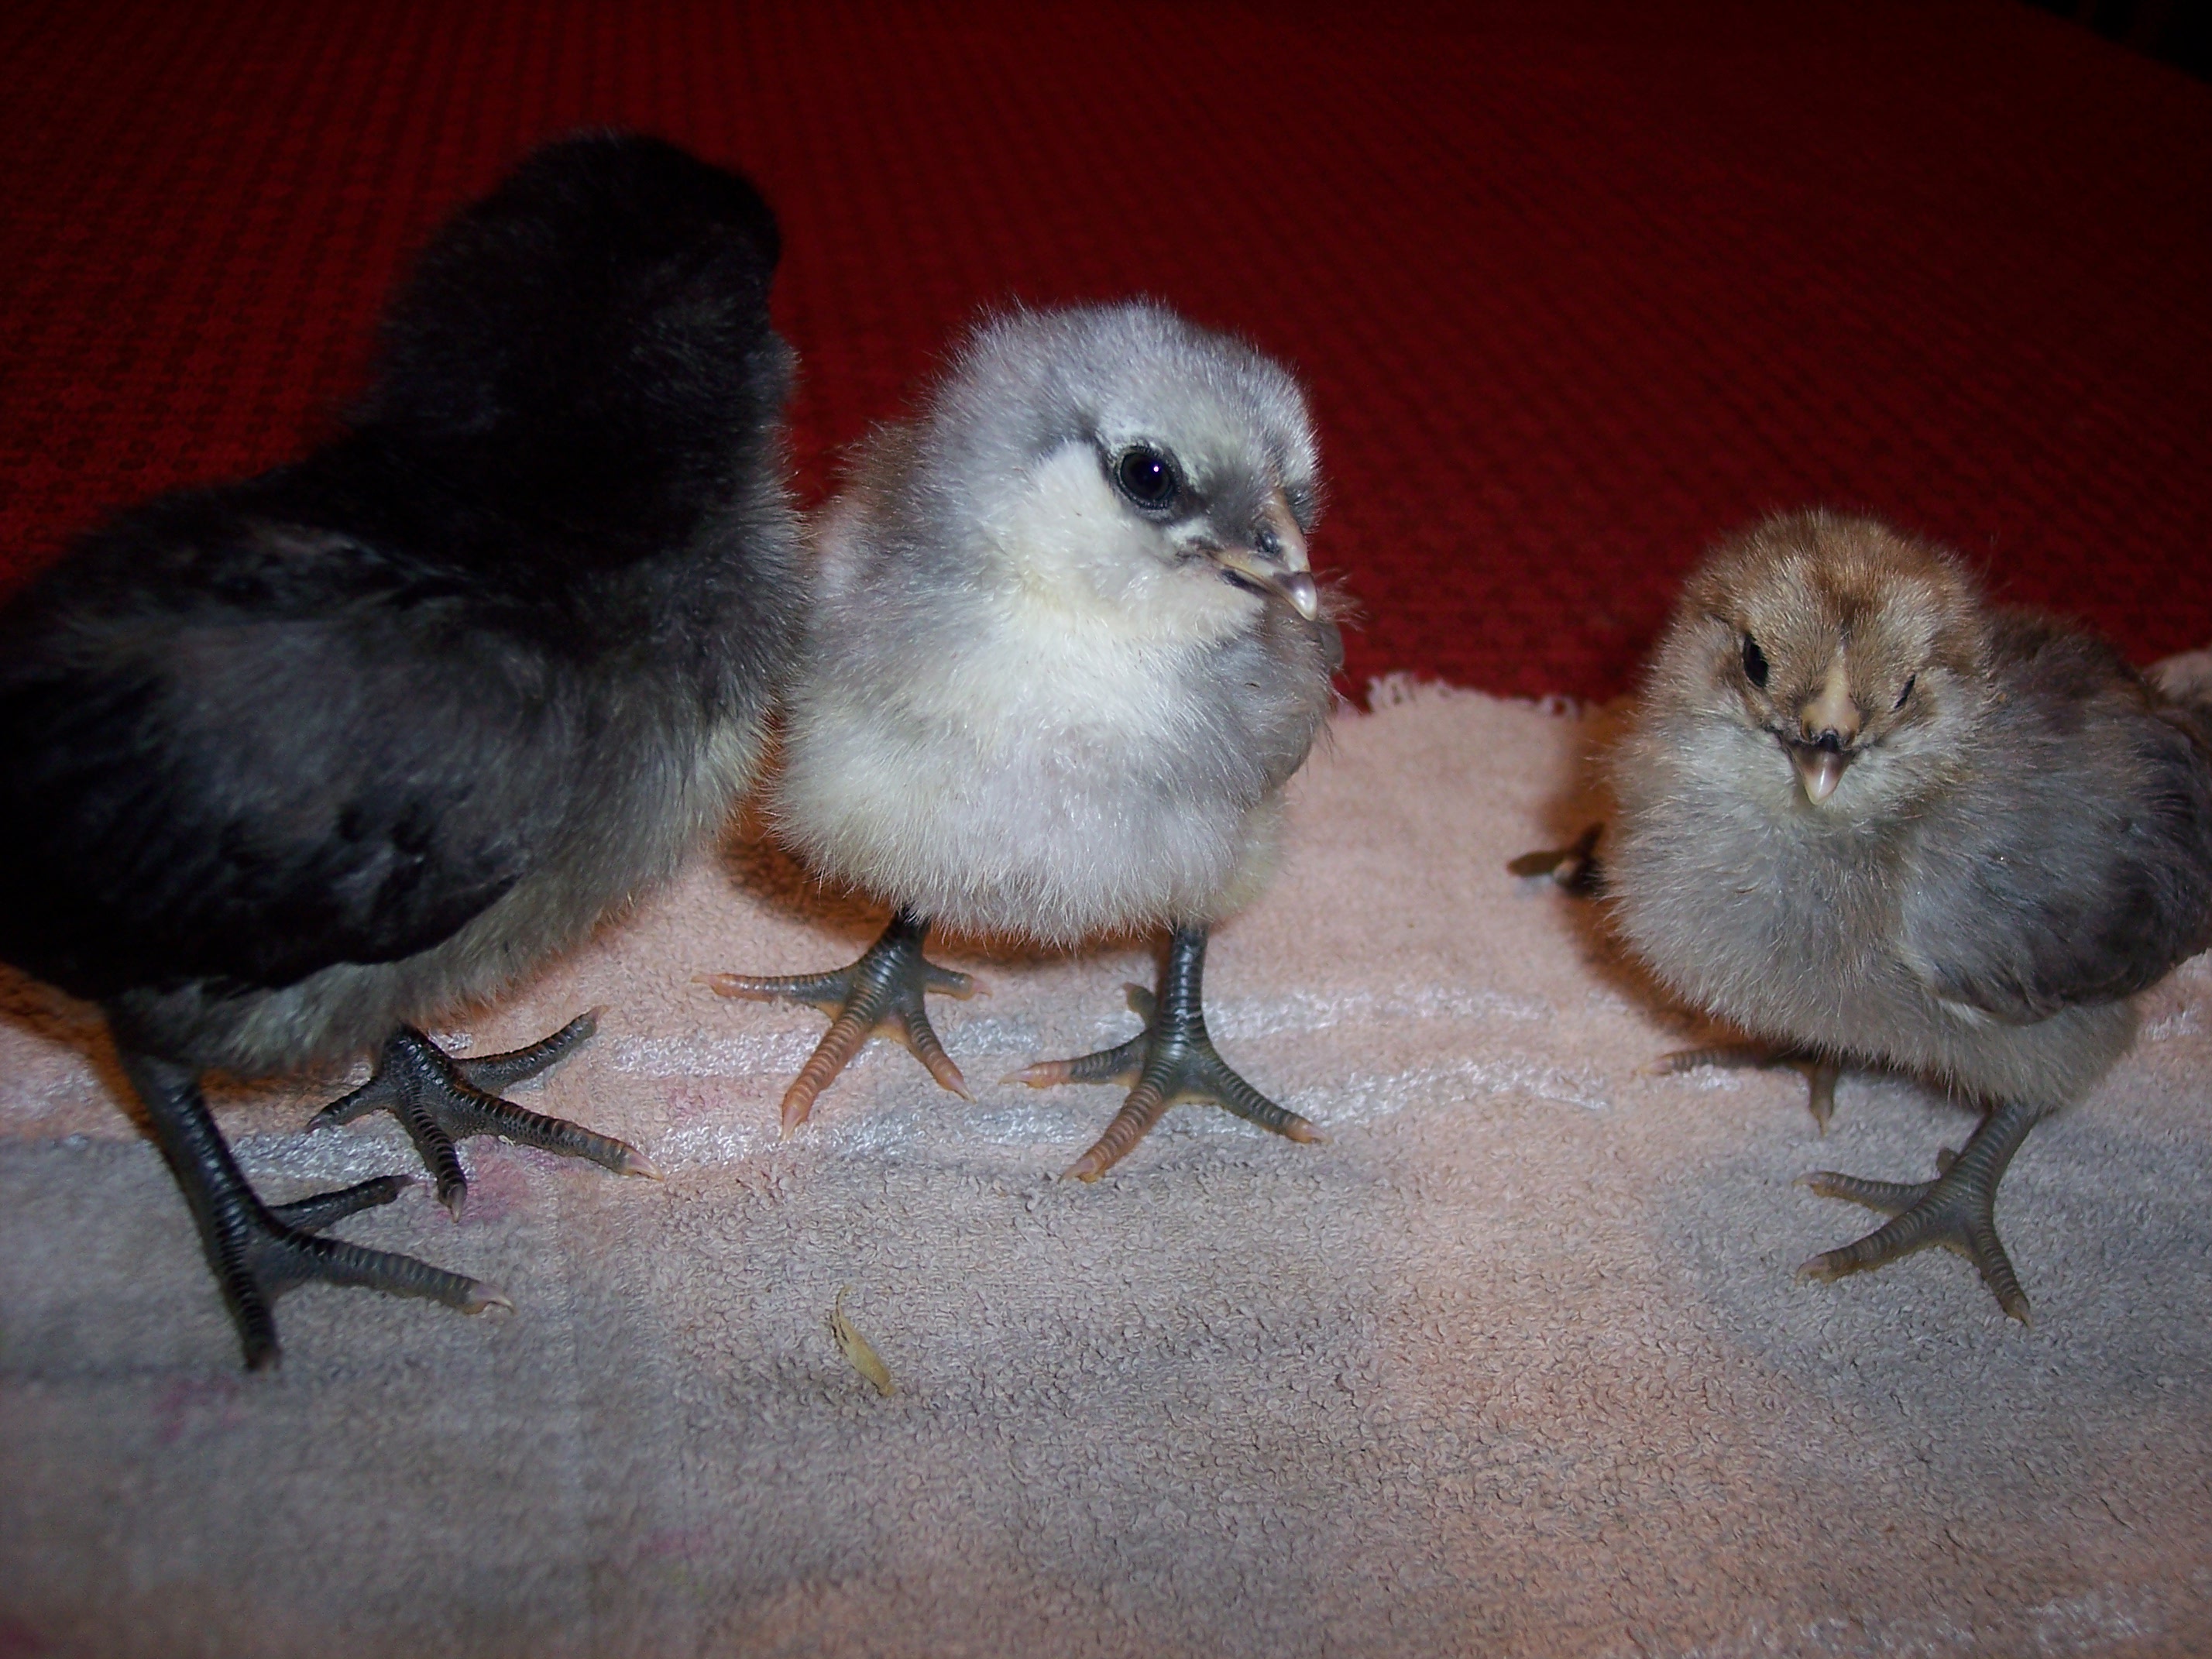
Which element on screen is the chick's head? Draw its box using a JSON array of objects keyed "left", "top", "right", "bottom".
[
  {"left": 924, "top": 302, "right": 1322, "bottom": 642},
  {"left": 1647, "top": 510, "right": 1990, "bottom": 816}
]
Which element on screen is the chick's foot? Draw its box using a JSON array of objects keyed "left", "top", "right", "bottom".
[
  {"left": 308, "top": 1012, "right": 653, "bottom": 1218},
  {"left": 126, "top": 1053, "right": 508, "bottom": 1370},
  {"left": 1797, "top": 1097, "right": 2040, "bottom": 1324},
  {"left": 1009, "top": 924, "right": 1322, "bottom": 1181},
  {"left": 1644, "top": 1042, "right": 1843, "bottom": 1132},
  {"left": 1506, "top": 823, "right": 1605, "bottom": 895},
  {"left": 701, "top": 908, "right": 981, "bottom": 1135}
]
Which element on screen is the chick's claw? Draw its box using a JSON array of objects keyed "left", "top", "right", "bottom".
[
  {"left": 1797, "top": 1098, "right": 2039, "bottom": 1324},
  {"left": 703, "top": 908, "right": 981, "bottom": 1135},
  {"left": 309, "top": 1017, "right": 653, "bottom": 1219}
]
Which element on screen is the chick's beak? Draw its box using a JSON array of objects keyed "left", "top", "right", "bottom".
[
  {"left": 1209, "top": 489, "right": 1319, "bottom": 620},
  {"left": 1789, "top": 741, "right": 1852, "bottom": 805},
  {"left": 1788, "top": 662, "right": 1861, "bottom": 805}
]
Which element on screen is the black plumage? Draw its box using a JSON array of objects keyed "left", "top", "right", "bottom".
[{"left": 0, "top": 133, "right": 801, "bottom": 1366}]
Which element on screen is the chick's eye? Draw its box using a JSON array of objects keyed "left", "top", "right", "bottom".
[
  {"left": 1113, "top": 445, "right": 1180, "bottom": 510},
  {"left": 1740, "top": 634, "right": 1769, "bottom": 689},
  {"left": 1894, "top": 674, "right": 1916, "bottom": 711}
]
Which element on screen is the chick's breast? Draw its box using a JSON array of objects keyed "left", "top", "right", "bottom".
[{"left": 776, "top": 496, "right": 1331, "bottom": 946}]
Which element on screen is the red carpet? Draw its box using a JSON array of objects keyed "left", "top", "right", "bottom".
[{"left": 2, "top": 1, "right": 2207, "bottom": 701}]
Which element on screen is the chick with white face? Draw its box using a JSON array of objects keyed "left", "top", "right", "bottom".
[{"left": 708, "top": 303, "right": 1342, "bottom": 1179}]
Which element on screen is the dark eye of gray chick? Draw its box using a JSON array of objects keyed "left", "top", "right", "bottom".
[
  {"left": 0, "top": 135, "right": 802, "bottom": 1368},
  {"left": 1598, "top": 507, "right": 2212, "bottom": 1324},
  {"left": 1112, "top": 443, "right": 1182, "bottom": 510},
  {"left": 705, "top": 301, "right": 1344, "bottom": 1180}
]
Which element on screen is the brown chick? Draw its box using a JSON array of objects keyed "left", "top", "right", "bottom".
[{"left": 1603, "top": 510, "right": 2212, "bottom": 1323}]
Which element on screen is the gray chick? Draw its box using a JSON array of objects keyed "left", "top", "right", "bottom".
[
  {"left": 705, "top": 301, "right": 1341, "bottom": 1179},
  {"left": 1606, "top": 510, "right": 2212, "bottom": 1322},
  {"left": 0, "top": 136, "right": 800, "bottom": 1366}
]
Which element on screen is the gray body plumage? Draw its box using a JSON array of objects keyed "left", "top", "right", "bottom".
[
  {"left": 1609, "top": 510, "right": 2212, "bottom": 1118},
  {"left": 774, "top": 304, "right": 1338, "bottom": 945}
]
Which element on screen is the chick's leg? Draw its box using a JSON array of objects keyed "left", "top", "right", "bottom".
[
  {"left": 1011, "top": 924, "right": 1323, "bottom": 1181},
  {"left": 125, "top": 1052, "right": 507, "bottom": 1371},
  {"left": 308, "top": 1012, "right": 654, "bottom": 1219},
  {"left": 1645, "top": 1044, "right": 1843, "bottom": 1132},
  {"left": 1797, "top": 1098, "right": 2041, "bottom": 1324},
  {"left": 700, "top": 908, "right": 981, "bottom": 1135}
]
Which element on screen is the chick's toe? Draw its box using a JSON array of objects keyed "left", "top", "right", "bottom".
[
  {"left": 1645, "top": 1043, "right": 1843, "bottom": 1133},
  {"left": 703, "top": 908, "right": 979, "bottom": 1135}
]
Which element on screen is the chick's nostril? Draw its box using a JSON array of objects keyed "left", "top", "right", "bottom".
[{"left": 1811, "top": 729, "right": 1845, "bottom": 753}]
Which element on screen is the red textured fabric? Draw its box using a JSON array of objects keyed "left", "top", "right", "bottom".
[{"left": 2, "top": 1, "right": 2207, "bottom": 701}]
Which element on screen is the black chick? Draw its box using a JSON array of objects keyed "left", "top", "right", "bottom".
[{"left": 0, "top": 133, "right": 800, "bottom": 1366}]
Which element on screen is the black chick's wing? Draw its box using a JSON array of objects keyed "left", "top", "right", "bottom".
[{"left": 0, "top": 509, "right": 576, "bottom": 1004}]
